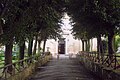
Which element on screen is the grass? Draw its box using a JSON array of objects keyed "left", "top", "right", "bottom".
[{"left": 0, "top": 51, "right": 29, "bottom": 67}]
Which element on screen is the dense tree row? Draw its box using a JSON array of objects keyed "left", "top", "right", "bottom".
[
  {"left": 66, "top": 0, "right": 120, "bottom": 57},
  {"left": 0, "top": 0, "right": 65, "bottom": 68},
  {"left": 0, "top": 0, "right": 119, "bottom": 71}
]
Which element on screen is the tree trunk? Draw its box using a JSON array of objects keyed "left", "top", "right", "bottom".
[
  {"left": 19, "top": 41, "right": 25, "bottom": 60},
  {"left": 4, "top": 42, "right": 13, "bottom": 73},
  {"left": 85, "top": 40, "right": 87, "bottom": 51},
  {"left": 87, "top": 39, "right": 90, "bottom": 52},
  {"left": 33, "top": 36, "right": 38, "bottom": 55},
  {"left": 19, "top": 41, "right": 25, "bottom": 66},
  {"left": 0, "top": 20, "right": 3, "bottom": 35},
  {"left": 99, "top": 35, "right": 104, "bottom": 61},
  {"left": 38, "top": 39, "right": 42, "bottom": 54},
  {"left": 81, "top": 40, "right": 84, "bottom": 51},
  {"left": 100, "top": 40, "right": 103, "bottom": 54},
  {"left": 108, "top": 31, "right": 114, "bottom": 56},
  {"left": 43, "top": 39, "right": 47, "bottom": 52},
  {"left": 97, "top": 35, "right": 101, "bottom": 58},
  {"left": 28, "top": 38, "right": 33, "bottom": 57}
]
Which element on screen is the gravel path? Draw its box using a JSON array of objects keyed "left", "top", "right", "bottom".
[{"left": 28, "top": 57, "right": 99, "bottom": 80}]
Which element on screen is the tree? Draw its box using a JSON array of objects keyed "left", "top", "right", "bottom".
[
  {"left": 0, "top": 0, "right": 30, "bottom": 72},
  {"left": 66, "top": 0, "right": 120, "bottom": 58},
  {"left": 0, "top": 0, "right": 65, "bottom": 71}
]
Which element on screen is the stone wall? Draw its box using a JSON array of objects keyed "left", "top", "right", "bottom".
[
  {"left": 8, "top": 54, "right": 52, "bottom": 80},
  {"left": 77, "top": 55, "right": 120, "bottom": 80}
]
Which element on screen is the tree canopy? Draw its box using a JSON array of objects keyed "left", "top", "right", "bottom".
[
  {"left": 0, "top": 0, "right": 65, "bottom": 67},
  {"left": 67, "top": 0, "right": 120, "bottom": 54}
]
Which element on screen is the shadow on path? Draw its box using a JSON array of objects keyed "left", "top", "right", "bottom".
[{"left": 28, "top": 55, "right": 100, "bottom": 80}]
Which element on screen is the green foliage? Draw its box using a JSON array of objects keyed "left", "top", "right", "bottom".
[
  {"left": 115, "top": 35, "right": 120, "bottom": 51},
  {"left": 0, "top": 0, "right": 66, "bottom": 65},
  {"left": 67, "top": 0, "right": 120, "bottom": 40},
  {"left": 0, "top": 0, "right": 65, "bottom": 45}
]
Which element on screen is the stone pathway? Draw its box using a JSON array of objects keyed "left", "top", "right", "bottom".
[{"left": 28, "top": 55, "right": 100, "bottom": 80}]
